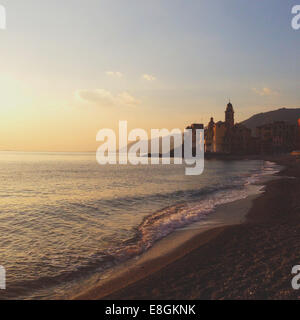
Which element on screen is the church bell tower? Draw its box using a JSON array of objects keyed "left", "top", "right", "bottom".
[{"left": 225, "top": 101, "right": 234, "bottom": 128}]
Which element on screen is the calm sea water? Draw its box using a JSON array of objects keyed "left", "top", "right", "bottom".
[{"left": 0, "top": 151, "right": 279, "bottom": 299}]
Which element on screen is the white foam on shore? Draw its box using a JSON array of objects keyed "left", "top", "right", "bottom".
[
  {"left": 111, "top": 161, "right": 280, "bottom": 262},
  {"left": 68, "top": 160, "right": 283, "bottom": 299}
]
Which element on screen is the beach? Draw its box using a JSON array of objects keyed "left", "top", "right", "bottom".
[
  {"left": 1, "top": 153, "right": 269, "bottom": 299},
  {"left": 76, "top": 154, "right": 300, "bottom": 300}
]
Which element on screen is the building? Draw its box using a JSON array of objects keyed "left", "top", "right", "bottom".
[
  {"left": 256, "top": 121, "right": 298, "bottom": 153},
  {"left": 189, "top": 102, "right": 297, "bottom": 156},
  {"left": 185, "top": 123, "right": 204, "bottom": 155},
  {"left": 186, "top": 123, "right": 204, "bottom": 131},
  {"left": 298, "top": 119, "right": 300, "bottom": 150},
  {"left": 205, "top": 102, "right": 253, "bottom": 154}
]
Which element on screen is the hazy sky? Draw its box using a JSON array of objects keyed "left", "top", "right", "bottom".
[{"left": 0, "top": 0, "right": 299, "bottom": 151}]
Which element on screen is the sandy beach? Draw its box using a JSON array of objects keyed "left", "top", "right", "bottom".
[{"left": 75, "top": 154, "right": 300, "bottom": 300}]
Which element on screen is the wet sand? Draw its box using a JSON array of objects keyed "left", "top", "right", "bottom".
[{"left": 76, "top": 154, "right": 300, "bottom": 300}]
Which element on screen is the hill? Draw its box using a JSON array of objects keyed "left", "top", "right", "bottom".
[{"left": 241, "top": 107, "right": 300, "bottom": 134}]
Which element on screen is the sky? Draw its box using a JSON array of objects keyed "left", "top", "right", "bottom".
[{"left": 0, "top": 0, "right": 299, "bottom": 151}]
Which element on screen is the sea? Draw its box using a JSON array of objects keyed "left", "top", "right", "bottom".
[{"left": 0, "top": 151, "right": 281, "bottom": 299}]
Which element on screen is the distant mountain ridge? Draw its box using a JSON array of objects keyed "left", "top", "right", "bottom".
[{"left": 241, "top": 108, "right": 300, "bottom": 134}]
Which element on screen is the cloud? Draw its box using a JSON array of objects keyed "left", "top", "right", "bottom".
[
  {"left": 77, "top": 89, "right": 115, "bottom": 106},
  {"left": 76, "top": 89, "right": 140, "bottom": 107},
  {"left": 106, "top": 71, "right": 123, "bottom": 78},
  {"left": 116, "top": 92, "right": 140, "bottom": 106},
  {"left": 142, "top": 74, "right": 156, "bottom": 81},
  {"left": 252, "top": 87, "right": 279, "bottom": 96}
]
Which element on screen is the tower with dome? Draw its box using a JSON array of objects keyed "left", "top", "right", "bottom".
[{"left": 204, "top": 101, "right": 252, "bottom": 154}]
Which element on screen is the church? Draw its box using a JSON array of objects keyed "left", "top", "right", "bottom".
[{"left": 205, "top": 102, "right": 253, "bottom": 154}]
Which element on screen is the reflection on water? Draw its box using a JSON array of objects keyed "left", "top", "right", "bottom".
[{"left": 0, "top": 151, "right": 278, "bottom": 299}]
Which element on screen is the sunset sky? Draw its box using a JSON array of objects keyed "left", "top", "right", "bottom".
[{"left": 0, "top": 0, "right": 299, "bottom": 151}]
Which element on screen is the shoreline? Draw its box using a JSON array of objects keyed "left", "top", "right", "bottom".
[
  {"left": 94, "top": 154, "right": 300, "bottom": 300},
  {"left": 75, "top": 195, "right": 258, "bottom": 300},
  {"left": 74, "top": 158, "right": 281, "bottom": 300}
]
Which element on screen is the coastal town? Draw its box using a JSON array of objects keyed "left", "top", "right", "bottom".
[{"left": 186, "top": 102, "right": 300, "bottom": 155}]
